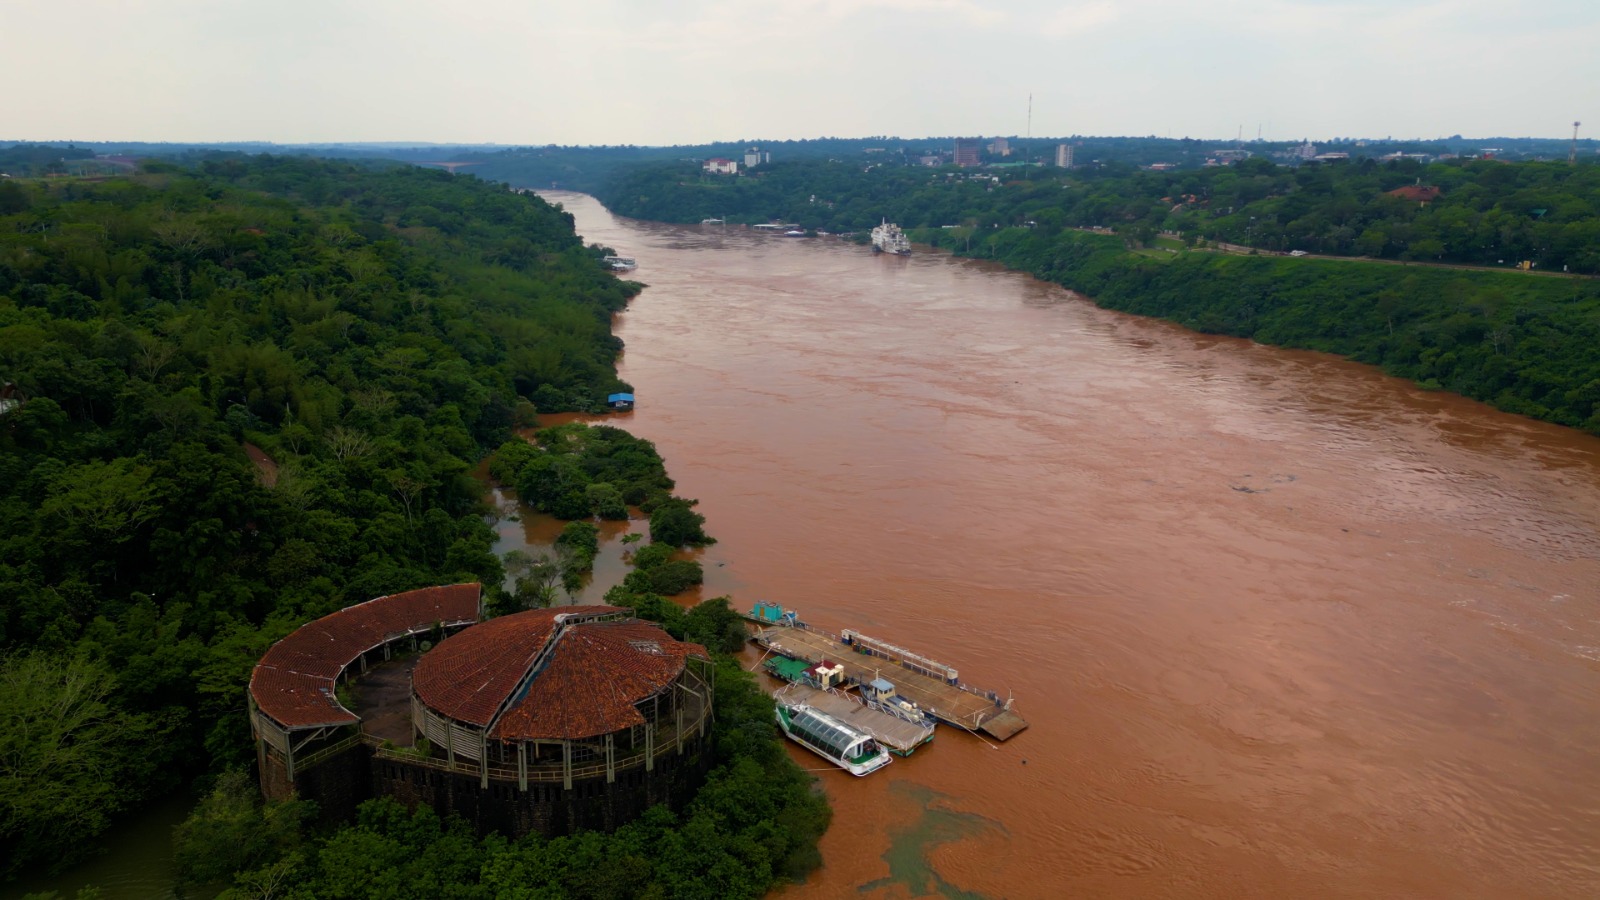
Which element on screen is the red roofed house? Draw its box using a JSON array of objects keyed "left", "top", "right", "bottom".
[
  {"left": 1386, "top": 184, "right": 1443, "bottom": 206},
  {"left": 248, "top": 588, "right": 714, "bottom": 837},
  {"left": 702, "top": 157, "right": 738, "bottom": 175}
]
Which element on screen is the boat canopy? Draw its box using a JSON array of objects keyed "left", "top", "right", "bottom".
[
  {"left": 608, "top": 393, "right": 635, "bottom": 403},
  {"left": 788, "top": 706, "right": 874, "bottom": 761}
]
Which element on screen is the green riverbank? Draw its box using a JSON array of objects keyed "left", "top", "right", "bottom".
[{"left": 917, "top": 227, "right": 1600, "bottom": 434}]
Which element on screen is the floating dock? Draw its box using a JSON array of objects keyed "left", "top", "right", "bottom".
[
  {"left": 751, "top": 616, "right": 1028, "bottom": 742},
  {"left": 774, "top": 683, "right": 934, "bottom": 756}
]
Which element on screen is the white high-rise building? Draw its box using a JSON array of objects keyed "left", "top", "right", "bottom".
[{"left": 1055, "top": 144, "right": 1075, "bottom": 168}]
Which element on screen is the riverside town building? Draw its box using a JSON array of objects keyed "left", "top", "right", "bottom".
[{"left": 248, "top": 585, "right": 715, "bottom": 837}]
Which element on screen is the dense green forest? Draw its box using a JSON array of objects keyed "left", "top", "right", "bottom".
[
  {"left": 0, "top": 155, "right": 827, "bottom": 897},
  {"left": 0, "top": 154, "right": 629, "bottom": 875},
  {"left": 487, "top": 423, "right": 712, "bottom": 606},
  {"left": 596, "top": 158, "right": 1600, "bottom": 433},
  {"left": 162, "top": 431, "right": 822, "bottom": 899},
  {"left": 0, "top": 145, "right": 103, "bottom": 178},
  {"left": 600, "top": 156, "right": 1600, "bottom": 273}
]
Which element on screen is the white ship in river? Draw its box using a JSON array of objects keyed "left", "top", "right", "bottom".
[
  {"left": 775, "top": 701, "right": 892, "bottom": 776},
  {"left": 870, "top": 220, "right": 911, "bottom": 255}
]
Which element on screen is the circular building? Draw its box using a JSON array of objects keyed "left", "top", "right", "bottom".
[
  {"left": 386, "top": 605, "right": 713, "bottom": 836},
  {"left": 249, "top": 591, "right": 714, "bottom": 838}
]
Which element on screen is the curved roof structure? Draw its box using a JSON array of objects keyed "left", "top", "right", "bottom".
[
  {"left": 249, "top": 584, "right": 481, "bottom": 730},
  {"left": 412, "top": 607, "right": 708, "bottom": 742},
  {"left": 492, "top": 621, "right": 707, "bottom": 740}
]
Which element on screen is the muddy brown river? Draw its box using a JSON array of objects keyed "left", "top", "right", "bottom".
[{"left": 538, "top": 192, "right": 1600, "bottom": 899}]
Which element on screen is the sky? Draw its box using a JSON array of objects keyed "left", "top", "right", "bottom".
[{"left": 3, "top": 0, "right": 1597, "bottom": 145}]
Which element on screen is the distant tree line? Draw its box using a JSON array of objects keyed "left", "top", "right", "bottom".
[{"left": 600, "top": 156, "right": 1600, "bottom": 274}]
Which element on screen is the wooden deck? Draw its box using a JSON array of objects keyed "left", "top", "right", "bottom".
[
  {"left": 755, "top": 626, "right": 1028, "bottom": 741},
  {"left": 775, "top": 684, "right": 934, "bottom": 755}
]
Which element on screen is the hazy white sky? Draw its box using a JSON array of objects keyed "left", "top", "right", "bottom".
[{"left": 4, "top": 0, "right": 1595, "bottom": 144}]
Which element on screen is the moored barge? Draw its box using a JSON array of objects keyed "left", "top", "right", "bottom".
[
  {"left": 747, "top": 602, "right": 1028, "bottom": 741},
  {"left": 763, "top": 658, "right": 935, "bottom": 755}
]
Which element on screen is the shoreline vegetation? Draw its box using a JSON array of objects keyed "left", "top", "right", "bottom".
[
  {"left": 595, "top": 158, "right": 1600, "bottom": 435},
  {"left": 1, "top": 155, "right": 827, "bottom": 899}
]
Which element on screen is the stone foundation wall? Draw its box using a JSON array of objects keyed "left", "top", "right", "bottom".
[
  {"left": 258, "top": 745, "right": 294, "bottom": 803},
  {"left": 258, "top": 743, "right": 375, "bottom": 824},
  {"left": 296, "top": 744, "right": 374, "bottom": 824}
]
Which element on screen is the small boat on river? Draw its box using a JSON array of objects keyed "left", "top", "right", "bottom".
[{"left": 775, "top": 701, "right": 893, "bottom": 776}]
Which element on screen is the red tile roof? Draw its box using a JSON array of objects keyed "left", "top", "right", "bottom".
[
  {"left": 250, "top": 583, "right": 481, "bottom": 730},
  {"left": 1386, "top": 185, "right": 1442, "bottom": 203},
  {"left": 491, "top": 621, "right": 709, "bottom": 741},
  {"left": 411, "top": 606, "right": 631, "bottom": 727}
]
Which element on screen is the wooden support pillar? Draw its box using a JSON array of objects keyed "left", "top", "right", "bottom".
[
  {"left": 446, "top": 719, "right": 455, "bottom": 767},
  {"left": 518, "top": 743, "right": 527, "bottom": 792},
  {"left": 605, "top": 733, "right": 615, "bottom": 784},
  {"left": 677, "top": 703, "right": 684, "bottom": 754},
  {"left": 645, "top": 720, "right": 655, "bottom": 771},
  {"left": 480, "top": 734, "right": 489, "bottom": 790},
  {"left": 562, "top": 740, "right": 572, "bottom": 790}
]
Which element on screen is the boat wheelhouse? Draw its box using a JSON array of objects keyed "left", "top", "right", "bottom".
[
  {"left": 862, "top": 676, "right": 937, "bottom": 728},
  {"left": 775, "top": 702, "right": 892, "bottom": 776}
]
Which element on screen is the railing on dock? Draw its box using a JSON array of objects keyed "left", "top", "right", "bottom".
[{"left": 749, "top": 603, "right": 1010, "bottom": 709}]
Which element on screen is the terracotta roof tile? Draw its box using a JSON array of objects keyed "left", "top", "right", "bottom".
[
  {"left": 491, "top": 621, "right": 708, "bottom": 741},
  {"left": 250, "top": 583, "right": 481, "bottom": 730},
  {"left": 411, "top": 606, "right": 630, "bottom": 727},
  {"left": 249, "top": 666, "right": 353, "bottom": 729}
]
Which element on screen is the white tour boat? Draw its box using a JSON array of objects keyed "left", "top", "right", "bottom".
[{"left": 774, "top": 701, "right": 892, "bottom": 776}]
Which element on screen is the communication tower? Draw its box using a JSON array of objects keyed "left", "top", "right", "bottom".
[{"left": 1571, "top": 121, "right": 1582, "bottom": 165}]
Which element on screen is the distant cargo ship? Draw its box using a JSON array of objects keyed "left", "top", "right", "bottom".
[{"left": 871, "top": 220, "right": 911, "bottom": 255}]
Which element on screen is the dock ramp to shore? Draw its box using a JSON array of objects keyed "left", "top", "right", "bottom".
[{"left": 754, "top": 625, "right": 1028, "bottom": 741}]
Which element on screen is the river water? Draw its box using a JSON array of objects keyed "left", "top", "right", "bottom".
[{"left": 543, "top": 193, "right": 1600, "bottom": 899}]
